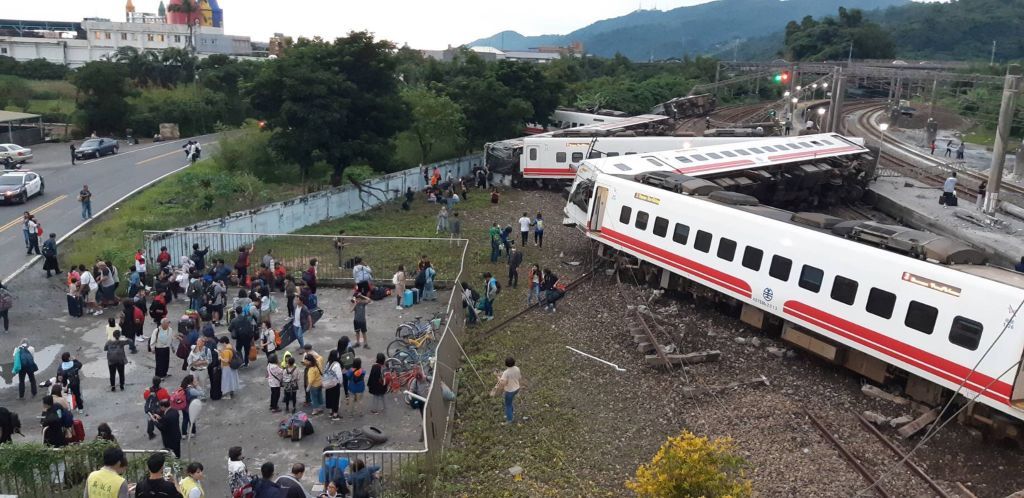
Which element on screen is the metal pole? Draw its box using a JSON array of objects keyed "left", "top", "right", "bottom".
[
  {"left": 927, "top": 79, "right": 938, "bottom": 121},
  {"left": 984, "top": 74, "right": 1020, "bottom": 214},
  {"left": 831, "top": 71, "right": 846, "bottom": 134},
  {"left": 874, "top": 129, "right": 887, "bottom": 172},
  {"left": 713, "top": 62, "right": 721, "bottom": 98}
]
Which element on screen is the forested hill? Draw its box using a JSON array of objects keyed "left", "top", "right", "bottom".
[
  {"left": 876, "top": 0, "right": 1024, "bottom": 60},
  {"left": 467, "top": 0, "right": 908, "bottom": 60}
]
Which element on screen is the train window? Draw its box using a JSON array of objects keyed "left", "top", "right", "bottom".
[
  {"left": 646, "top": 157, "right": 668, "bottom": 167},
  {"left": 635, "top": 211, "right": 649, "bottom": 230},
  {"left": 589, "top": 151, "right": 602, "bottom": 159},
  {"left": 798, "top": 265, "right": 824, "bottom": 293},
  {"left": 675, "top": 156, "right": 693, "bottom": 163},
  {"left": 556, "top": 152, "right": 567, "bottom": 163},
  {"left": 749, "top": 148, "right": 763, "bottom": 154},
  {"left": 626, "top": 152, "right": 637, "bottom": 155},
  {"left": 742, "top": 246, "right": 763, "bottom": 270},
  {"left": 866, "top": 288, "right": 897, "bottom": 319},
  {"left": 572, "top": 152, "right": 584, "bottom": 162},
  {"left": 949, "top": 316, "right": 983, "bottom": 351},
  {"left": 607, "top": 152, "right": 620, "bottom": 157},
  {"left": 905, "top": 301, "right": 938, "bottom": 335},
  {"left": 721, "top": 151, "right": 737, "bottom": 158},
  {"left": 694, "top": 230, "right": 712, "bottom": 253},
  {"left": 762, "top": 145, "right": 777, "bottom": 152},
  {"left": 774, "top": 144, "right": 790, "bottom": 150},
  {"left": 691, "top": 154, "right": 708, "bottom": 161},
  {"left": 529, "top": 149, "right": 538, "bottom": 160},
  {"left": 830, "top": 276, "right": 858, "bottom": 305},
  {"left": 798, "top": 142, "right": 811, "bottom": 148},
  {"left": 619, "top": 206, "right": 632, "bottom": 224},
  {"left": 810, "top": 141, "right": 822, "bottom": 146},
  {"left": 821, "top": 140, "right": 833, "bottom": 145},
  {"left": 653, "top": 217, "right": 669, "bottom": 237},
  {"left": 769, "top": 255, "right": 792, "bottom": 281},
  {"left": 614, "top": 163, "right": 631, "bottom": 172},
  {"left": 717, "top": 238, "right": 737, "bottom": 261},
  {"left": 706, "top": 152, "right": 722, "bottom": 159},
  {"left": 735, "top": 149, "right": 751, "bottom": 156},
  {"left": 672, "top": 223, "right": 690, "bottom": 245}
]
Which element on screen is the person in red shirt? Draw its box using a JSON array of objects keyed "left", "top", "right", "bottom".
[
  {"left": 156, "top": 247, "right": 172, "bottom": 270},
  {"left": 273, "top": 262, "right": 287, "bottom": 292},
  {"left": 142, "top": 376, "right": 170, "bottom": 440},
  {"left": 235, "top": 243, "right": 254, "bottom": 285}
]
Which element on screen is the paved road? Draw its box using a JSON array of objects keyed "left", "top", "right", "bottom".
[{"left": 0, "top": 135, "right": 220, "bottom": 281}]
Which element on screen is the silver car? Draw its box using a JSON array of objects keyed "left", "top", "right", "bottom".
[{"left": 0, "top": 144, "right": 33, "bottom": 164}]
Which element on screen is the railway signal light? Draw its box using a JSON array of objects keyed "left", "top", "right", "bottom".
[{"left": 773, "top": 71, "right": 791, "bottom": 84}]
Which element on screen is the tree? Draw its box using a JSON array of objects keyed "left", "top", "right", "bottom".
[
  {"left": 494, "top": 60, "right": 564, "bottom": 127},
  {"left": 626, "top": 431, "right": 752, "bottom": 498},
  {"left": 783, "top": 8, "right": 894, "bottom": 61},
  {"left": 248, "top": 32, "right": 409, "bottom": 183},
  {"left": 71, "top": 61, "right": 134, "bottom": 135},
  {"left": 0, "top": 76, "right": 32, "bottom": 110},
  {"left": 402, "top": 86, "right": 465, "bottom": 163},
  {"left": 113, "top": 47, "right": 160, "bottom": 87},
  {"left": 166, "top": 0, "right": 205, "bottom": 54}
]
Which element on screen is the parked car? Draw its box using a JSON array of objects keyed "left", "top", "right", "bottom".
[
  {"left": 0, "top": 171, "right": 44, "bottom": 204},
  {"left": 74, "top": 138, "right": 119, "bottom": 159},
  {"left": 0, "top": 144, "right": 33, "bottom": 164}
]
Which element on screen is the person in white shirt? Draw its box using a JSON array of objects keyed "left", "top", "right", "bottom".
[
  {"left": 942, "top": 172, "right": 958, "bottom": 208},
  {"left": 491, "top": 356, "right": 523, "bottom": 424},
  {"left": 79, "top": 266, "right": 102, "bottom": 315},
  {"left": 517, "top": 212, "right": 532, "bottom": 246}
]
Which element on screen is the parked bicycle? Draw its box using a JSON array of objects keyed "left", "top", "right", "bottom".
[
  {"left": 386, "top": 329, "right": 435, "bottom": 358},
  {"left": 395, "top": 312, "right": 444, "bottom": 339}
]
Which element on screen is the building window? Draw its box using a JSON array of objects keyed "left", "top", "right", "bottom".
[
  {"left": 121, "top": 33, "right": 128, "bottom": 40},
  {"left": 556, "top": 152, "right": 566, "bottom": 163},
  {"left": 147, "top": 34, "right": 154, "bottom": 41},
  {"left": 672, "top": 223, "right": 689, "bottom": 245},
  {"left": 830, "top": 276, "right": 858, "bottom": 305},
  {"left": 717, "top": 238, "right": 736, "bottom": 261},
  {"left": 694, "top": 230, "right": 712, "bottom": 253},
  {"left": 798, "top": 265, "right": 824, "bottom": 293},
  {"left": 769, "top": 255, "right": 792, "bottom": 281},
  {"left": 653, "top": 217, "right": 668, "bottom": 237},
  {"left": 949, "top": 316, "right": 983, "bottom": 351},
  {"left": 635, "top": 211, "right": 649, "bottom": 230},
  {"left": 94, "top": 32, "right": 102, "bottom": 40},
  {"left": 905, "top": 301, "right": 938, "bottom": 334},
  {"left": 175, "top": 35, "right": 182, "bottom": 43},
  {"left": 131, "top": 33, "right": 137, "bottom": 40},
  {"left": 865, "top": 288, "right": 897, "bottom": 319},
  {"left": 0, "top": 48, "right": 6, "bottom": 55},
  {"left": 619, "top": 206, "right": 631, "bottom": 224},
  {"left": 105, "top": 32, "right": 112, "bottom": 39},
  {"left": 741, "top": 246, "right": 763, "bottom": 271},
  {"left": 158, "top": 34, "right": 165, "bottom": 42}
]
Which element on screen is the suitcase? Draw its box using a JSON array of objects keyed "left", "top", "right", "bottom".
[
  {"left": 310, "top": 308, "right": 324, "bottom": 324},
  {"left": 66, "top": 294, "right": 83, "bottom": 317},
  {"left": 403, "top": 290, "right": 414, "bottom": 308},
  {"left": 70, "top": 419, "right": 85, "bottom": 443},
  {"left": 411, "top": 288, "right": 420, "bottom": 304}
]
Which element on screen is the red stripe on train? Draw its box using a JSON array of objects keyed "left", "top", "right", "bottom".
[
  {"left": 675, "top": 159, "right": 754, "bottom": 174},
  {"left": 599, "top": 228, "right": 752, "bottom": 298},
  {"left": 783, "top": 300, "right": 1012, "bottom": 404},
  {"left": 522, "top": 168, "right": 575, "bottom": 177},
  {"left": 766, "top": 145, "right": 860, "bottom": 162}
]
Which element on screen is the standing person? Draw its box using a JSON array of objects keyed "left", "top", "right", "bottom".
[
  {"left": 481, "top": 272, "right": 498, "bottom": 321},
  {"left": 333, "top": 230, "right": 348, "bottom": 268},
  {"left": 335, "top": 336, "right": 355, "bottom": 403},
  {"left": 135, "top": 452, "right": 182, "bottom": 496},
  {"left": 351, "top": 292, "right": 371, "bottom": 348},
  {"left": 58, "top": 351, "right": 86, "bottom": 414},
  {"left": 459, "top": 177, "right": 469, "bottom": 201},
  {"left": 977, "top": 180, "right": 987, "bottom": 210},
  {"left": 175, "top": 375, "right": 202, "bottom": 438},
  {"left": 26, "top": 215, "right": 40, "bottom": 255},
  {"left": 957, "top": 142, "right": 966, "bottom": 160},
  {"left": 208, "top": 278, "right": 226, "bottom": 326},
  {"left": 518, "top": 213, "right": 531, "bottom": 246},
  {"left": 187, "top": 337, "right": 212, "bottom": 392},
  {"left": 930, "top": 141, "right": 936, "bottom": 155},
  {"left": 461, "top": 282, "right": 479, "bottom": 326},
  {"left": 284, "top": 276, "right": 297, "bottom": 318},
  {"left": 0, "top": 281, "right": 9, "bottom": 332},
  {"left": 303, "top": 259, "right": 319, "bottom": 295},
  {"left": 500, "top": 225, "right": 513, "bottom": 259},
  {"left": 150, "top": 399, "right": 181, "bottom": 458},
  {"left": 20, "top": 212, "right": 31, "bottom": 251},
  {"left": 945, "top": 140, "right": 953, "bottom": 158},
  {"left": 219, "top": 337, "right": 240, "bottom": 399},
  {"left": 292, "top": 296, "right": 312, "bottom": 349},
  {"left": 105, "top": 330, "right": 131, "bottom": 391},
  {"left": 120, "top": 299, "right": 142, "bottom": 353},
  {"left": 488, "top": 223, "right": 501, "bottom": 263},
  {"left": 345, "top": 358, "right": 366, "bottom": 415},
  {"left": 352, "top": 258, "right": 373, "bottom": 296},
  {"left": 235, "top": 243, "right": 254, "bottom": 285},
  {"left": 179, "top": 462, "right": 205, "bottom": 498},
  {"left": 42, "top": 233, "right": 61, "bottom": 278},
  {"left": 79, "top": 185, "right": 93, "bottom": 220},
  {"left": 305, "top": 353, "right": 324, "bottom": 415},
  {"left": 421, "top": 262, "right": 437, "bottom": 301},
  {"left": 491, "top": 357, "right": 522, "bottom": 424},
  {"left": 151, "top": 318, "right": 174, "bottom": 378},
  {"left": 190, "top": 244, "right": 210, "bottom": 272},
  {"left": 227, "top": 447, "right": 250, "bottom": 497},
  {"left": 13, "top": 340, "right": 38, "bottom": 399},
  {"left": 392, "top": 265, "right": 406, "bottom": 310},
  {"left": 508, "top": 246, "right": 523, "bottom": 289},
  {"left": 527, "top": 264, "right": 542, "bottom": 306},
  {"left": 282, "top": 356, "right": 299, "bottom": 414},
  {"left": 142, "top": 377, "right": 170, "bottom": 440},
  {"left": 533, "top": 213, "right": 545, "bottom": 248},
  {"left": 260, "top": 319, "right": 278, "bottom": 360},
  {"left": 276, "top": 463, "right": 310, "bottom": 498},
  {"left": 449, "top": 211, "right": 462, "bottom": 243},
  {"left": 70, "top": 143, "right": 77, "bottom": 166},
  {"left": 40, "top": 395, "right": 67, "bottom": 447},
  {"left": 490, "top": 187, "right": 500, "bottom": 204},
  {"left": 348, "top": 459, "right": 381, "bottom": 498},
  {"left": 368, "top": 353, "right": 387, "bottom": 414},
  {"left": 436, "top": 205, "right": 448, "bottom": 234},
  {"left": 191, "top": 142, "right": 201, "bottom": 163},
  {"left": 80, "top": 265, "right": 102, "bottom": 315},
  {"left": 323, "top": 350, "right": 344, "bottom": 420},
  {"left": 85, "top": 447, "right": 130, "bottom": 498},
  {"left": 229, "top": 307, "right": 255, "bottom": 368},
  {"left": 942, "top": 172, "right": 958, "bottom": 208},
  {"left": 267, "top": 352, "right": 284, "bottom": 413}
]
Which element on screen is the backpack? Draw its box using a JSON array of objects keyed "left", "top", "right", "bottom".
[
  {"left": 322, "top": 363, "right": 340, "bottom": 389},
  {"left": 169, "top": 387, "right": 188, "bottom": 411},
  {"left": 273, "top": 329, "right": 283, "bottom": 347},
  {"left": 319, "top": 456, "right": 349, "bottom": 485},
  {"left": 282, "top": 368, "right": 299, "bottom": 393},
  {"left": 144, "top": 390, "right": 160, "bottom": 414},
  {"left": 59, "top": 407, "right": 74, "bottom": 428},
  {"left": 18, "top": 347, "right": 37, "bottom": 374},
  {"left": 186, "top": 280, "right": 202, "bottom": 299},
  {"left": 61, "top": 364, "right": 80, "bottom": 386},
  {"left": 229, "top": 349, "right": 243, "bottom": 370},
  {"left": 493, "top": 279, "right": 502, "bottom": 295},
  {"left": 414, "top": 271, "right": 427, "bottom": 288},
  {"left": 230, "top": 472, "right": 254, "bottom": 498},
  {"left": 307, "top": 293, "right": 318, "bottom": 310},
  {"left": 204, "top": 283, "right": 218, "bottom": 303},
  {"left": 340, "top": 347, "right": 356, "bottom": 369}
]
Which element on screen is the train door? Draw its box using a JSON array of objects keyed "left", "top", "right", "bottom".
[{"left": 589, "top": 186, "right": 609, "bottom": 231}]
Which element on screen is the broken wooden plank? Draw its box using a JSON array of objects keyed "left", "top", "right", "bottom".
[
  {"left": 861, "top": 384, "right": 910, "bottom": 405},
  {"left": 896, "top": 407, "right": 940, "bottom": 438},
  {"left": 681, "top": 374, "right": 769, "bottom": 395},
  {"left": 646, "top": 350, "right": 721, "bottom": 367},
  {"left": 637, "top": 342, "right": 655, "bottom": 354}
]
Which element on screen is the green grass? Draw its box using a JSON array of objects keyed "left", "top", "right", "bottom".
[
  {"left": 26, "top": 99, "right": 75, "bottom": 116},
  {"left": 962, "top": 128, "right": 997, "bottom": 147},
  {"left": 26, "top": 79, "right": 77, "bottom": 100}
]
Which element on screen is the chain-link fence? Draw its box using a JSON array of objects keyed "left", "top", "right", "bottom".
[{"left": 0, "top": 444, "right": 173, "bottom": 498}]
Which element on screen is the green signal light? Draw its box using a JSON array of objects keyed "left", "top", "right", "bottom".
[{"left": 773, "top": 74, "right": 782, "bottom": 83}]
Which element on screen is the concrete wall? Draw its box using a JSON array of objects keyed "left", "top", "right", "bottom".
[{"left": 144, "top": 154, "right": 484, "bottom": 256}]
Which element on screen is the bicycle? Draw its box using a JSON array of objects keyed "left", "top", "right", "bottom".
[
  {"left": 324, "top": 426, "right": 386, "bottom": 451},
  {"left": 384, "top": 361, "right": 426, "bottom": 394},
  {"left": 386, "top": 329, "right": 435, "bottom": 358},
  {"left": 395, "top": 312, "right": 443, "bottom": 339}
]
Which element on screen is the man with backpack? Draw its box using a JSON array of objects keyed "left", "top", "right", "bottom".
[
  {"left": 206, "top": 279, "right": 227, "bottom": 326},
  {"left": 58, "top": 351, "right": 86, "bottom": 415},
  {"left": 40, "top": 395, "right": 67, "bottom": 447},
  {"left": 186, "top": 275, "right": 205, "bottom": 312},
  {"left": 12, "top": 340, "right": 38, "bottom": 399},
  {"left": 42, "top": 233, "right": 61, "bottom": 278},
  {"left": 143, "top": 376, "right": 170, "bottom": 440},
  {"left": 230, "top": 307, "right": 256, "bottom": 368},
  {"left": 150, "top": 399, "right": 181, "bottom": 458},
  {"left": 481, "top": 273, "right": 499, "bottom": 321}
]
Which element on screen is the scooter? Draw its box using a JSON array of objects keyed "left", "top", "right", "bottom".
[{"left": 1, "top": 157, "right": 19, "bottom": 170}]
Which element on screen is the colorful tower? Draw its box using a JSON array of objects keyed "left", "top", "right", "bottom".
[
  {"left": 199, "top": 0, "right": 213, "bottom": 27},
  {"left": 125, "top": 0, "right": 136, "bottom": 22},
  {"left": 157, "top": 0, "right": 166, "bottom": 19},
  {"left": 166, "top": 0, "right": 187, "bottom": 24},
  {"left": 208, "top": 0, "right": 223, "bottom": 28}
]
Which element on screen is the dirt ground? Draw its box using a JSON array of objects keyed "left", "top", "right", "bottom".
[{"left": 438, "top": 188, "right": 1024, "bottom": 498}]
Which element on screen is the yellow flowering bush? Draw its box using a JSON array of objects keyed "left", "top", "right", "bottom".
[{"left": 626, "top": 430, "right": 753, "bottom": 498}]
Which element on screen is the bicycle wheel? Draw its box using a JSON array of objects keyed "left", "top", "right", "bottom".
[
  {"left": 396, "top": 323, "right": 416, "bottom": 339},
  {"left": 385, "top": 357, "right": 410, "bottom": 373},
  {"left": 386, "top": 339, "right": 408, "bottom": 358},
  {"left": 343, "top": 437, "right": 374, "bottom": 450}
]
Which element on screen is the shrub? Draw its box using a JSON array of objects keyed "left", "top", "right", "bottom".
[{"left": 626, "top": 431, "right": 752, "bottom": 498}]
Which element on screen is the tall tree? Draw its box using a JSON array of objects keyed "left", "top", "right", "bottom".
[
  {"left": 248, "top": 32, "right": 409, "bottom": 183},
  {"left": 402, "top": 86, "right": 465, "bottom": 163},
  {"left": 166, "top": 0, "right": 204, "bottom": 54},
  {"left": 72, "top": 61, "right": 134, "bottom": 135}
]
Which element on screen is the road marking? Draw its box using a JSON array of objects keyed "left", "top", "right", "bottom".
[
  {"left": 137, "top": 141, "right": 217, "bottom": 166},
  {"left": 0, "top": 194, "right": 68, "bottom": 232}
]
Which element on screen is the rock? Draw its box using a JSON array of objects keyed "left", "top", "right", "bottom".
[
  {"left": 888, "top": 414, "right": 915, "bottom": 427},
  {"left": 861, "top": 384, "right": 910, "bottom": 405},
  {"left": 751, "top": 337, "right": 763, "bottom": 347},
  {"left": 734, "top": 337, "right": 747, "bottom": 344},
  {"left": 784, "top": 350, "right": 798, "bottom": 359},
  {"left": 862, "top": 411, "right": 890, "bottom": 425},
  {"left": 766, "top": 347, "right": 787, "bottom": 358},
  {"left": 508, "top": 465, "right": 524, "bottom": 478}
]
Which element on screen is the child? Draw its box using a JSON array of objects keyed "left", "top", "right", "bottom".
[
  {"left": 490, "top": 188, "right": 500, "bottom": 204},
  {"left": 345, "top": 358, "right": 366, "bottom": 414},
  {"left": 351, "top": 293, "right": 371, "bottom": 348}
]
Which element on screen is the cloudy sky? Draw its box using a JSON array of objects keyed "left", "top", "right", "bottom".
[{"left": 7, "top": 0, "right": 716, "bottom": 49}]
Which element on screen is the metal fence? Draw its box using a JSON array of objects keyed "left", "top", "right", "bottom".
[{"left": 0, "top": 446, "right": 172, "bottom": 498}]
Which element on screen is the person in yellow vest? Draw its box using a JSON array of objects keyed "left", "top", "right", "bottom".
[
  {"left": 84, "top": 447, "right": 129, "bottom": 498},
  {"left": 179, "top": 461, "right": 206, "bottom": 498}
]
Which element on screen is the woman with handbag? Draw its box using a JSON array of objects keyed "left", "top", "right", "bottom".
[
  {"left": 218, "top": 337, "right": 240, "bottom": 399},
  {"left": 187, "top": 337, "right": 212, "bottom": 392}
]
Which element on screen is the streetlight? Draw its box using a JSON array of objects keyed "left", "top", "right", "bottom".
[
  {"left": 811, "top": 83, "right": 818, "bottom": 99},
  {"left": 817, "top": 107, "right": 827, "bottom": 132},
  {"left": 875, "top": 122, "right": 890, "bottom": 172}
]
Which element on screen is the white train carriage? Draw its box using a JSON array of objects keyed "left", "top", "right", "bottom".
[
  {"left": 564, "top": 140, "right": 1024, "bottom": 423},
  {"left": 525, "top": 108, "right": 629, "bottom": 134}
]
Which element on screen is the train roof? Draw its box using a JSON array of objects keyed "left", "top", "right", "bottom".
[{"left": 580, "top": 133, "right": 868, "bottom": 178}]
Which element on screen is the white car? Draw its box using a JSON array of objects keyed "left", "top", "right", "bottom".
[
  {"left": 0, "top": 144, "right": 33, "bottom": 164},
  {"left": 0, "top": 171, "right": 44, "bottom": 204}
]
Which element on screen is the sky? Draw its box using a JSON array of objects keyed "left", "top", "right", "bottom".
[{"left": 4, "top": 0, "right": 714, "bottom": 49}]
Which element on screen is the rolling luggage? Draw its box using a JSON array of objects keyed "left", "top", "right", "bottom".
[
  {"left": 403, "top": 290, "right": 414, "bottom": 308},
  {"left": 66, "top": 294, "right": 83, "bottom": 317},
  {"left": 411, "top": 288, "right": 420, "bottom": 304}
]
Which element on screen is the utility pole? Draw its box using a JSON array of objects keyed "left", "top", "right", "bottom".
[
  {"left": 990, "top": 40, "right": 997, "bottom": 66},
  {"left": 847, "top": 41, "right": 853, "bottom": 66},
  {"left": 830, "top": 68, "right": 845, "bottom": 133},
  {"left": 713, "top": 62, "right": 721, "bottom": 98},
  {"left": 984, "top": 72, "right": 1021, "bottom": 214},
  {"left": 927, "top": 79, "right": 938, "bottom": 121}
]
